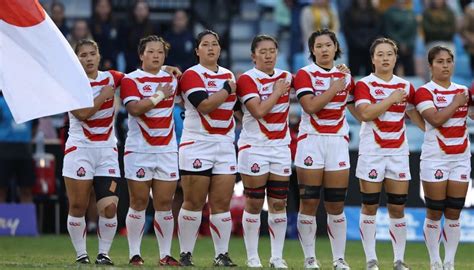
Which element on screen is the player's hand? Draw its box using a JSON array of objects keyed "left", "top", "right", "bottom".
[
  {"left": 163, "top": 65, "right": 182, "bottom": 77},
  {"left": 100, "top": 85, "right": 115, "bottom": 99},
  {"left": 452, "top": 92, "right": 469, "bottom": 107},
  {"left": 273, "top": 79, "right": 291, "bottom": 96},
  {"left": 156, "top": 83, "right": 174, "bottom": 99},
  {"left": 388, "top": 89, "right": 407, "bottom": 104},
  {"left": 329, "top": 77, "right": 346, "bottom": 93},
  {"left": 336, "top": 64, "right": 351, "bottom": 74}
]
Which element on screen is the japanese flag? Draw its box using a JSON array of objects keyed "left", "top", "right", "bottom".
[{"left": 0, "top": 0, "right": 93, "bottom": 123}]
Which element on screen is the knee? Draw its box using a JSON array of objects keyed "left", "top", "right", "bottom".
[
  {"left": 299, "top": 199, "right": 320, "bottom": 215},
  {"left": 130, "top": 195, "right": 149, "bottom": 211},
  {"left": 103, "top": 203, "right": 117, "bottom": 218},
  {"left": 245, "top": 198, "right": 264, "bottom": 214},
  {"left": 153, "top": 196, "right": 174, "bottom": 211},
  {"left": 427, "top": 209, "right": 443, "bottom": 221},
  {"left": 68, "top": 201, "right": 88, "bottom": 216},
  {"left": 97, "top": 196, "right": 118, "bottom": 218},
  {"left": 387, "top": 204, "right": 405, "bottom": 218},
  {"left": 209, "top": 197, "right": 231, "bottom": 213},
  {"left": 183, "top": 197, "right": 206, "bottom": 211},
  {"left": 361, "top": 192, "right": 380, "bottom": 215},
  {"left": 324, "top": 202, "right": 344, "bottom": 215},
  {"left": 444, "top": 196, "right": 465, "bottom": 220},
  {"left": 270, "top": 199, "right": 287, "bottom": 212},
  {"left": 361, "top": 203, "right": 379, "bottom": 216}
]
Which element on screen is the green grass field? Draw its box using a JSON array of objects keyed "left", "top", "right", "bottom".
[{"left": 1, "top": 235, "right": 474, "bottom": 269}]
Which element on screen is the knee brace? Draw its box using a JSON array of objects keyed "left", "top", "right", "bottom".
[
  {"left": 244, "top": 185, "right": 266, "bottom": 199},
  {"left": 424, "top": 197, "right": 445, "bottom": 211},
  {"left": 324, "top": 188, "right": 347, "bottom": 202},
  {"left": 97, "top": 196, "right": 119, "bottom": 217},
  {"left": 445, "top": 196, "right": 465, "bottom": 210},
  {"left": 361, "top": 192, "right": 380, "bottom": 205},
  {"left": 267, "top": 180, "right": 289, "bottom": 199},
  {"left": 93, "top": 176, "right": 120, "bottom": 200},
  {"left": 299, "top": 184, "right": 321, "bottom": 199},
  {"left": 386, "top": 193, "right": 408, "bottom": 205}
]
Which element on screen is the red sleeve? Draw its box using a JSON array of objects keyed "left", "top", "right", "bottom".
[
  {"left": 293, "top": 69, "right": 313, "bottom": 91},
  {"left": 178, "top": 70, "right": 205, "bottom": 94},
  {"left": 354, "top": 81, "right": 374, "bottom": 103},
  {"left": 120, "top": 78, "right": 141, "bottom": 101},
  {"left": 407, "top": 84, "right": 416, "bottom": 105},
  {"left": 109, "top": 70, "right": 125, "bottom": 87},
  {"left": 414, "top": 87, "right": 433, "bottom": 106},
  {"left": 236, "top": 74, "right": 258, "bottom": 100}
]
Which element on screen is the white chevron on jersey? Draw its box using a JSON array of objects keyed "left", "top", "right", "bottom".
[
  {"left": 120, "top": 69, "right": 178, "bottom": 153},
  {"left": 294, "top": 63, "right": 354, "bottom": 137},
  {"left": 415, "top": 80, "right": 471, "bottom": 161},
  {"left": 355, "top": 74, "right": 415, "bottom": 155},
  {"left": 67, "top": 70, "right": 123, "bottom": 148},
  {"left": 236, "top": 68, "right": 292, "bottom": 146},
  {"left": 179, "top": 64, "right": 236, "bottom": 142}
]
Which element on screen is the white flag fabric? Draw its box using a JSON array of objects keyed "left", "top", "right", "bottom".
[{"left": 0, "top": 0, "right": 93, "bottom": 123}]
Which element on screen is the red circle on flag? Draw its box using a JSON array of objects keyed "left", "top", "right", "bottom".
[{"left": 0, "top": 0, "right": 45, "bottom": 27}]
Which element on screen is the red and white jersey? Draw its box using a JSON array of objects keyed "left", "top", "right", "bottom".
[
  {"left": 66, "top": 70, "right": 123, "bottom": 148},
  {"left": 120, "top": 69, "right": 178, "bottom": 153},
  {"left": 236, "top": 68, "right": 292, "bottom": 146},
  {"left": 294, "top": 63, "right": 354, "bottom": 137},
  {"left": 179, "top": 64, "right": 237, "bottom": 142},
  {"left": 415, "top": 81, "right": 471, "bottom": 161},
  {"left": 355, "top": 74, "right": 415, "bottom": 155}
]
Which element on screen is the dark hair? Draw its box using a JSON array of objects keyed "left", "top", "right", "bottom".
[
  {"left": 137, "top": 35, "right": 170, "bottom": 56},
  {"left": 195, "top": 29, "right": 220, "bottom": 49},
  {"left": 194, "top": 30, "right": 220, "bottom": 62},
  {"left": 75, "top": 39, "right": 99, "bottom": 54},
  {"left": 369, "top": 38, "right": 398, "bottom": 58},
  {"left": 251, "top": 34, "right": 278, "bottom": 54},
  {"left": 308, "top": 29, "right": 341, "bottom": 63},
  {"left": 427, "top": 45, "right": 454, "bottom": 65}
]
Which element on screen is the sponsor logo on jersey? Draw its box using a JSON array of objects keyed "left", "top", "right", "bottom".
[
  {"left": 399, "top": 173, "right": 406, "bottom": 179},
  {"left": 339, "top": 161, "right": 346, "bottom": 167},
  {"left": 193, "top": 159, "right": 202, "bottom": 169},
  {"left": 368, "top": 169, "right": 378, "bottom": 179},
  {"left": 170, "top": 172, "right": 177, "bottom": 178},
  {"left": 76, "top": 167, "right": 86, "bottom": 177},
  {"left": 108, "top": 169, "right": 116, "bottom": 175},
  {"left": 136, "top": 168, "right": 145, "bottom": 179},
  {"left": 434, "top": 169, "right": 443, "bottom": 180},
  {"left": 314, "top": 79, "right": 324, "bottom": 87},
  {"left": 284, "top": 168, "right": 290, "bottom": 174},
  {"left": 207, "top": 81, "right": 217, "bottom": 87},
  {"left": 230, "top": 165, "right": 236, "bottom": 171},
  {"left": 304, "top": 156, "right": 313, "bottom": 166},
  {"left": 251, "top": 163, "right": 260, "bottom": 173},
  {"left": 436, "top": 95, "right": 447, "bottom": 103},
  {"left": 143, "top": 85, "right": 152, "bottom": 92},
  {"left": 374, "top": 89, "right": 385, "bottom": 96}
]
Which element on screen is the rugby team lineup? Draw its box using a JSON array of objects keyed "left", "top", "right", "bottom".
[{"left": 59, "top": 26, "right": 471, "bottom": 270}]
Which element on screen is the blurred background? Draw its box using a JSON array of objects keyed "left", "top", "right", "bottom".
[{"left": 1, "top": 0, "right": 474, "bottom": 242}]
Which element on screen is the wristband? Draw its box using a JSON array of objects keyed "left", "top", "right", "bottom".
[
  {"left": 223, "top": 81, "right": 232, "bottom": 94},
  {"left": 150, "top": 90, "right": 165, "bottom": 105}
]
